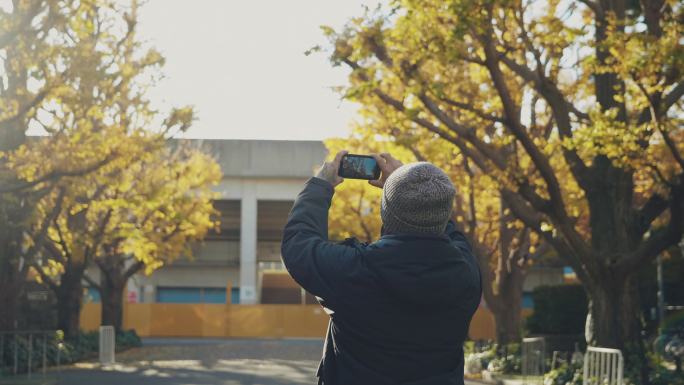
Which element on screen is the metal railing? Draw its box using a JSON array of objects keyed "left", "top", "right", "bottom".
[
  {"left": 583, "top": 346, "right": 624, "bottom": 385},
  {"left": 0, "top": 330, "right": 59, "bottom": 379}
]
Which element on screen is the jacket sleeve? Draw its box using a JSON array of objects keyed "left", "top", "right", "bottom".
[{"left": 281, "top": 177, "right": 362, "bottom": 302}]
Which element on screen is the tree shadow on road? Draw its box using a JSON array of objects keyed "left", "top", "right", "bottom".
[{"left": 55, "top": 359, "right": 319, "bottom": 385}]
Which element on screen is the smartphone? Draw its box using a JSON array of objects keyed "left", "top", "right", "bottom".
[{"left": 338, "top": 154, "right": 381, "bottom": 180}]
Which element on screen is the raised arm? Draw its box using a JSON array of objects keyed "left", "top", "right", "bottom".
[{"left": 281, "top": 151, "right": 362, "bottom": 302}]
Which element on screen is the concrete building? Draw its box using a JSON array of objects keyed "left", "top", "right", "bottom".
[
  {"left": 84, "top": 139, "right": 566, "bottom": 308},
  {"left": 86, "top": 139, "right": 327, "bottom": 306}
]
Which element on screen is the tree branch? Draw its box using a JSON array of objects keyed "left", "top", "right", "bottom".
[
  {"left": 43, "top": 240, "right": 67, "bottom": 265},
  {"left": 123, "top": 259, "right": 145, "bottom": 281},
  {"left": 417, "top": 93, "right": 508, "bottom": 169},
  {"left": 662, "top": 81, "right": 684, "bottom": 113},
  {"left": 618, "top": 180, "right": 684, "bottom": 275},
  {"left": 498, "top": 56, "right": 591, "bottom": 188},
  {"left": 578, "top": 0, "right": 602, "bottom": 15},
  {"left": 29, "top": 262, "right": 58, "bottom": 293},
  {"left": 82, "top": 273, "right": 101, "bottom": 291},
  {"left": 52, "top": 217, "right": 73, "bottom": 262},
  {"left": 481, "top": 36, "right": 570, "bottom": 221},
  {"left": 437, "top": 96, "right": 506, "bottom": 124},
  {"left": 660, "top": 127, "right": 684, "bottom": 171},
  {"left": 500, "top": 188, "right": 594, "bottom": 284},
  {"left": 634, "top": 193, "right": 669, "bottom": 237},
  {"left": 0, "top": 87, "right": 51, "bottom": 126},
  {"left": 0, "top": 153, "right": 118, "bottom": 193},
  {"left": 23, "top": 187, "right": 66, "bottom": 262},
  {"left": 0, "top": 0, "right": 44, "bottom": 50}
]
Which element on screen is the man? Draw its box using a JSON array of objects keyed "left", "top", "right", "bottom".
[{"left": 281, "top": 151, "right": 482, "bottom": 385}]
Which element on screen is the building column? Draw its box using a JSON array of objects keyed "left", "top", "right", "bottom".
[{"left": 240, "top": 186, "right": 258, "bottom": 304}]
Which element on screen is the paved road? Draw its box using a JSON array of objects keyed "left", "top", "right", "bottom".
[
  {"left": 52, "top": 338, "right": 478, "bottom": 385},
  {"left": 56, "top": 338, "right": 323, "bottom": 385}
]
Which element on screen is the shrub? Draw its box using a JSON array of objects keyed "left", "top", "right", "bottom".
[
  {"left": 0, "top": 329, "right": 141, "bottom": 374},
  {"left": 464, "top": 343, "right": 522, "bottom": 375},
  {"left": 116, "top": 329, "right": 142, "bottom": 351},
  {"left": 543, "top": 362, "right": 582, "bottom": 385},
  {"left": 526, "top": 285, "right": 587, "bottom": 335}
]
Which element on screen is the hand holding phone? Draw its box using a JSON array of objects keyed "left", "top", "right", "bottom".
[
  {"left": 315, "top": 150, "right": 348, "bottom": 187},
  {"left": 338, "top": 154, "right": 382, "bottom": 180},
  {"left": 369, "top": 153, "right": 403, "bottom": 188}
]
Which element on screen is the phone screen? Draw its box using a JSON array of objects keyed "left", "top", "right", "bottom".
[{"left": 338, "top": 154, "right": 381, "bottom": 180}]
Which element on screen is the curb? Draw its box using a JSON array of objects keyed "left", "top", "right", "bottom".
[{"left": 466, "top": 378, "right": 502, "bottom": 385}]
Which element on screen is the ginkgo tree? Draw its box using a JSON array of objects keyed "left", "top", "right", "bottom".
[
  {"left": 5, "top": 0, "right": 220, "bottom": 337},
  {"left": 322, "top": 0, "right": 684, "bottom": 373},
  {"left": 26, "top": 142, "right": 220, "bottom": 336},
  {"left": 87, "top": 144, "right": 219, "bottom": 333},
  {"left": 0, "top": 0, "right": 120, "bottom": 330}
]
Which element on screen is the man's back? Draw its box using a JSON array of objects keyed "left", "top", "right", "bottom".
[
  {"left": 321, "top": 236, "right": 481, "bottom": 385},
  {"left": 281, "top": 175, "right": 482, "bottom": 385}
]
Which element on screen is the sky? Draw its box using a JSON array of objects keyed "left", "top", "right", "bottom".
[{"left": 135, "top": 0, "right": 384, "bottom": 141}]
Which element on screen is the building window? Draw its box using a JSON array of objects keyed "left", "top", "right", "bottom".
[
  {"left": 156, "top": 287, "right": 227, "bottom": 304},
  {"left": 231, "top": 287, "right": 240, "bottom": 304}
]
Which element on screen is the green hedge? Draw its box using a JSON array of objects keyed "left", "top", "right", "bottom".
[
  {"left": 0, "top": 329, "right": 141, "bottom": 375},
  {"left": 526, "top": 284, "right": 587, "bottom": 335}
]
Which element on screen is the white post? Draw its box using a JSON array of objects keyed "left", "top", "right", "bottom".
[
  {"left": 522, "top": 337, "right": 545, "bottom": 384},
  {"left": 99, "top": 326, "right": 115, "bottom": 365},
  {"left": 240, "top": 185, "right": 258, "bottom": 304}
]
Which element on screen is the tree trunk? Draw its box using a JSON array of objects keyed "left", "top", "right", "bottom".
[
  {"left": 473, "top": 200, "right": 529, "bottom": 345},
  {"left": 100, "top": 276, "right": 125, "bottom": 333},
  {"left": 55, "top": 263, "right": 85, "bottom": 339},
  {"left": 492, "top": 268, "right": 525, "bottom": 344},
  {"left": 98, "top": 254, "right": 144, "bottom": 333},
  {"left": 585, "top": 273, "right": 648, "bottom": 383},
  {"left": 585, "top": 277, "right": 640, "bottom": 348},
  {"left": 0, "top": 201, "right": 30, "bottom": 330},
  {"left": 0, "top": 257, "right": 23, "bottom": 330}
]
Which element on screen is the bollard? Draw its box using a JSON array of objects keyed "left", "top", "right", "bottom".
[
  {"left": 522, "top": 337, "right": 545, "bottom": 385},
  {"left": 99, "top": 326, "right": 116, "bottom": 365}
]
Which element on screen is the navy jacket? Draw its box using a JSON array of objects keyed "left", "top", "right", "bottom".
[{"left": 281, "top": 177, "right": 482, "bottom": 385}]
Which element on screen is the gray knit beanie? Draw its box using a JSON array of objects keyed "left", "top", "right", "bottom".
[{"left": 381, "top": 162, "right": 456, "bottom": 235}]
